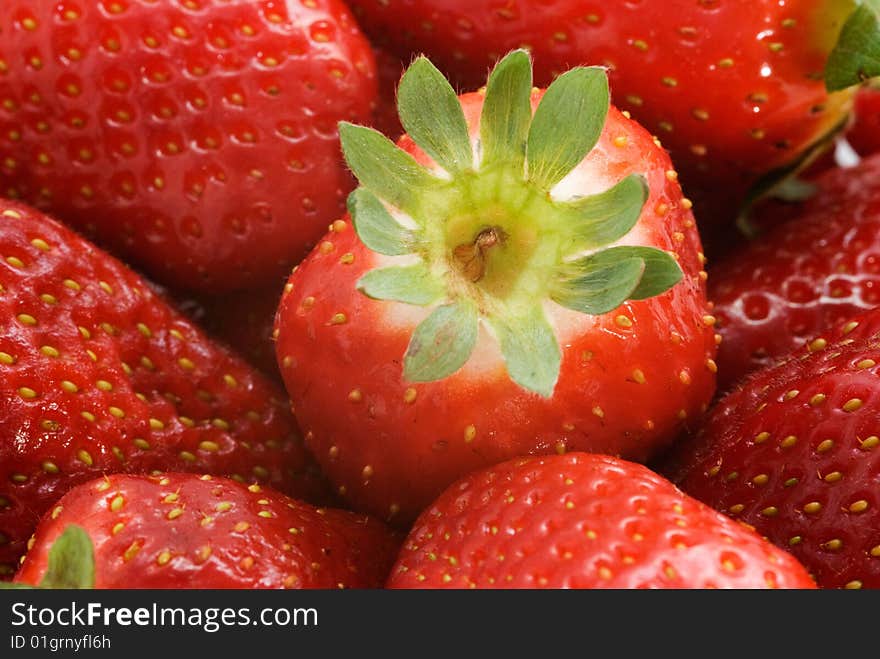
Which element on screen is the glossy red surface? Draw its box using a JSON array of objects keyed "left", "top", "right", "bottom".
[
  {"left": 665, "top": 309, "right": 880, "bottom": 589},
  {"left": 389, "top": 453, "right": 815, "bottom": 588},
  {"left": 0, "top": 0, "right": 377, "bottom": 292},
  {"left": 275, "top": 91, "right": 717, "bottom": 523},
  {"left": 710, "top": 154, "right": 880, "bottom": 391},
  {"left": 0, "top": 199, "right": 324, "bottom": 576},
  {"left": 15, "top": 473, "right": 398, "bottom": 589},
  {"left": 348, "top": 0, "right": 856, "bottom": 227}
]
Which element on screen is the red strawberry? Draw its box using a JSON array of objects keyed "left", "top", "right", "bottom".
[
  {"left": 663, "top": 308, "right": 880, "bottom": 589},
  {"left": 387, "top": 453, "right": 814, "bottom": 589},
  {"left": 275, "top": 52, "right": 717, "bottom": 523},
  {"left": 0, "top": 200, "right": 326, "bottom": 577},
  {"left": 710, "top": 153, "right": 880, "bottom": 391},
  {"left": 369, "top": 47, "right": 404, "bottom": 141},
  {"left": 13, "top": 473, "right": 398, "bottom": 589},
  {"left": 347, "top": 0, "right": 871, "bottom": 230},
  {"left": 0, "top": 0, "right": 377, "bottom": 292},
  {"left": 849, "top": 85, "right": 880, "bottom": 157},
  {"left": 193, "top": 284, "right": 286, "bottom": 381}
]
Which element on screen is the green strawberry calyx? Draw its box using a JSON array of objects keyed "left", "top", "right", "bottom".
[
  {"left": 826, "top": 0, "right": 880, "bottom": 91},
  {"left": 0, "top": 525, "right": 95, "bottom": 590},
  {"left": 338, "top": 51, "right": 681, "bottom": 398}
]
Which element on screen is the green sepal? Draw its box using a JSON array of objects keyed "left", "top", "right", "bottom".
[
  {"left": 489, "top": 305, "right": 561, "bottom": 398},
  {"left": 527, "top": 66, "right": 610, "bottom": 190},
  {"left": 348, "top": 188, "right": 417, "bottom": 256},
  {"left": 554, "top": 246, "right": 681, "bottom": 315},
  {"left": 0, "top": 526, "right": 96, "bottom": 590},
  {"left": 825, "top": 1, "right": 880, "bottom": 91},
  {"left": 357, "top": 263, "right": 444, "bottom": 306},
  {"left": 480, "top": 50, "right": 533, "bottom": 173},
  {"left": 591, "top": 246, "right": 683, "bottom": 300},
  {"left": 404, "top": 300, "right": 479, "bottom": 382},
  {"left": 397, "top": 56, "right": 474, "bottom": 175},
  {"left": 560, "top": 174, "right": 649, "bottom": 251},
  {"left": 41, "top": 525, "right": 95, "bottom": 588},
  {"left": 552, "top": 255, "right": 646, "bottom": 315},
  {"left": 338, "top": 122, "right": 439, "bottom": 218}
]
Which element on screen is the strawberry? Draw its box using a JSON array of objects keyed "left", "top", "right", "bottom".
[
  {"left": 710, "top": 153, "right": 880, "bottom": 391},
  {"left": 347, "top": 0, "right": 874, "bottom": 230},
  {"left": 0, "top": 0, "right": 377, "bottom": 293},
  {"left": 192, "top": 284, "right": 286, "bottom": 381},
  {"left": 275, "top": 52, "right": 717, "bottom": 523},
  {"left": 849, "top": 85, "right": 880, "bottom": 157},
  {"left": 662, "top": 308, "right": 880, "bottom": 589},
  {"left": 369, "top": 47, "right": 404, "bottom": 141},
  {"left": 0, "top": 200, "right": 326, "bottom": 577},
  {"left": 12, "top": 473, "right": 399, "bottom": 589},
  {"left": 386, "top": 453, "right": 815, "bottom": 589}
]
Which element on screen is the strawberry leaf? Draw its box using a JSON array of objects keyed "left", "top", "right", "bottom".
[
  {"left": 404, "top": 301, "right": 479, "bottom": 381},
  {"left": 480, "top": 50, "right": 533, "bottom": 172},
  {"left": 621, "top": 247, "right": 682, "bottom": 299},
  {"left": 397, "top": 56, "right": 474, "bottom": 175},
  {"left": 339, "top": 122, "right": 439, "bottom": 217},
  {"left": 489, "top": 305, "right": 561, "bottom": 398},
  {"left": 527, "top": 67, "right": 609, "bottom": 191},
  {"left": 553, "top": 255, "right": 646, "bottom": 315},
  {"left": 825, "top": 2, "right": 880, "bottom": 91},
  {"left": 560, "top": 174, "right": 649, "bottom": 251},
  {"left": 348, "top": 188, "right": 417, "bottom": 256},
  {"left": 40, "top": 525, "right": 95, "bottom": 589},
  {"left": 554, "top": 246, "right": 681, "bottom": 315},
  {"left": 357, "top": 264, "right": 444, "bottom": 306}
]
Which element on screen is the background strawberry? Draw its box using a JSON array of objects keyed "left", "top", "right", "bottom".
[
  {"left": 370, "top": 47, "right": 404, "bottom": 141},
  {"left": 0, "top": 0, "right": 377, "bottom": 292},
  {"left": 347, "top": 0, "right": 868, "bottom": 234},
  {"left": 186, "top": 284, "right": 285, "bottom": 382},
  {"left": 663, "top": 308, "right": 880, "bottom": 589},
  {"left": 848, "top": 85, "right": 880, "bottom": 157},
  {"left": 276, "top": 53, "right": 717, "bottom": 524},
  {"left": 710, "top": 153, "right": 880, "bottom": 391},
  {"left": 0, "top": 199, "right": 325, "bottom": 576},
  {"left": 388, "top": 453, "right": 815, "bottom": 589},
  {"left": 14, "top": 473, "right": 399, "bottom": 589}
]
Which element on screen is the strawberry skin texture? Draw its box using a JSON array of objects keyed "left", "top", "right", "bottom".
[
  {"left": 190, "top": 283, "right": 286, "bottom": 382},
  {"left": 347, "top": 0, "right": 854, "bottom": 228},
  {"left": 14, "top": 473, "right": 399, "bottom": 589},
  {"left": 387, "top": 453, "right": 814, "bottom": 589},
  {"left": 663, "top": 309, "right": 880, "bottom": 589},
  {"left": 0, "top": 0, "right": 377, "bottom": 292},
  {"left": 849, "top": 86, "right": 880, "bottom": 158},
  {"left": 0, "top": 200, "right": 326, "bottom": 576},
  {"left": 710, "top": 154, "right": 880, "bottom": 391},
  {"left": 275, "top": 92, "right": 717, "bottom": 524},
  {"left": 368, "top": 47, "right": 404, "bottom": 141}
]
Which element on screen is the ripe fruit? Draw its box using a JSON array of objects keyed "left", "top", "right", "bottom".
[
  {"left": 13, "top": 473, "right": 399, "bottom": 589},
  {"left": 663, "top": 308, "right": 880, "bottom": 589},
  {"left": 191, "top": 284, "right": 286, "bottom": 381},
  {"left": 347, "top": 0, "right": 871, "bottom": 229},
  {"left": 0, "top": 200, "right": 324, "bottom": 576},
  {"left": 848, "top": 85, "right": 880, "bottom": 157},
  {"left": 275, "top": 52, "right": 717, "bottom": 523},
  {"left": 0, "top": 0, "right": 377, "bottom": 292},
  {"left": 369, "top": 47, "right": 404, "bottom": 141},
  {"left": 710, "top": 153, "right": 880, "bottom": 391},
  {"left": 387, "top": 453, "right": 815, "bottom": 589}
]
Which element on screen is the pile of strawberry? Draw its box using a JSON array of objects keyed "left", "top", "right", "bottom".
[{"left": 1, "top": 0, "right": 880, "bottom": 590}]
